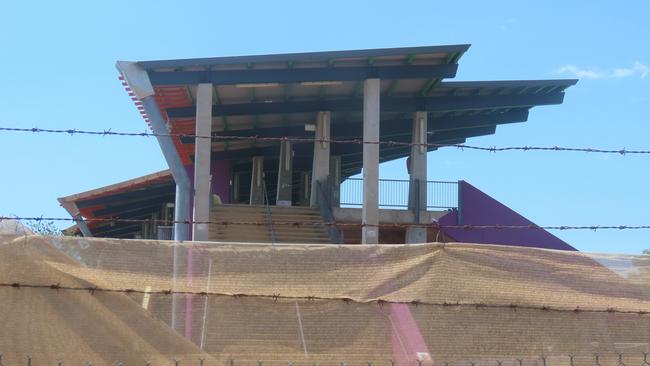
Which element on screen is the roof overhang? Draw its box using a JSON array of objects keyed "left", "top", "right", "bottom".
[
  {"left": 58, "top": 170, "right": 175, "bottom": 237},
  {"left": 117, "top": 45, "right": 577, "bottom": 178}
]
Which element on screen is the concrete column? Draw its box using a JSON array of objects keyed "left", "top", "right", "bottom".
[
  {"left": 192, "top": 83, "right": 213, "bottom": 242},
  {"left": 299, "top": 171, "right": 311, "bottom": 206},
  {"left": 310, "top": 111, "right": 331, "bottom": 206},
  {"left": 232, "top": 172, "right": 241, "bottom": 203},
  {"left": 362, "top": 78, "right": 380, "bottom": 244},
  {"left": 250, "top": 156, "right": 265, "bottom": 205},
  {"left": 406, "top": 111, "right": 428, "bottom": 244},
  {"left": 276, "top": 140, "right": 293, "bottom": 206},
  {"left": 329, "top": 155, "right": 342, "bottom": 207}
]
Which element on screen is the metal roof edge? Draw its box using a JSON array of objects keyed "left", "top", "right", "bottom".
[
  {"left": 137, "top": 44, "right": 471, "bottom": 70},
  {"left": 439, "top": 79, "right": 579, "bottom": 88},
  {"left": 57, "top": 169, "right": 172, "bottom": 204}
]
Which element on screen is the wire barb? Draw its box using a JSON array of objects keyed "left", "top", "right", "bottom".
[
  {"left": 2, "top": 126, "right": 650, "bottom": 155},
  {"left": 5, "top": 215, "right": 650, "bottom": 231}
]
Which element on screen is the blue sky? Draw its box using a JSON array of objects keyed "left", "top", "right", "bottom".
[{"left": 1, "top": 1, "right": 648, "bottom": 253}]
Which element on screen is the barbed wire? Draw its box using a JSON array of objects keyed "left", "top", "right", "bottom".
[
  {"left": 1, "top": 126, "right": 649, "bottom": 155},
  {"left": 3, "top": 216, "right": 650, "bottom": 231},
  {"left": 2, "top": 281, "right": 649, "bottom": 316}
]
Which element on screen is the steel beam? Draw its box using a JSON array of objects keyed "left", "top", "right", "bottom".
[
  {"left": 208, "top": 125, "right": 496, "bottom": 163},
  {"left": 147, "top": 64, "right": 458, "bottom": 86},
  {"left": 166, "top": 92, "right": 564, "bottom": 118},
  {"left": 116, "top": 61, "right": 192, "bottom": 242},
  {"left": 199, "top": 109, "right": 527, "bottom": 143},
  {"left": 75, "top": 184, "right": 173, "bottom": 208}
]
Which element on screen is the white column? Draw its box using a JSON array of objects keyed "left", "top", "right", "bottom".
[
  {"left": 192, "top": 83, "right": 213, "bottom": 241},
  {"left": 406, "top": 111, "right": 428, "bottom": 244},
  {"left": 276, "top": 140, "right": 293, "bottom": 206},
  {"left": 250, "top": 156, "right": 265, "bottom": 205},
  {"left": 299, "top": 171, "right": 311, "bottom": 206},
  {"left": 329, "top": 155, "right": 342, "bottom": 207},
  {"left": 362, "top": 79, "right": 380, "bottom": 244},
  {"left": 232, "top": 172, "right": 241, "bottom": 203},
  {"left": 310, "top": 111, "right": 331, "bottom": 206}
]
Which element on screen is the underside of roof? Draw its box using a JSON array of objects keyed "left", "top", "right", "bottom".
[
  {"left": 124, "top": 45, "right": 577, "bottom": 179},
  {"left": 58, "top": 170, "right": 174, "bottom": 238}
]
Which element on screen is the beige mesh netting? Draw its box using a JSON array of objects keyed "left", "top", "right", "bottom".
[{"left": 1, "top": 234, "right": 650, "bottom": 365}]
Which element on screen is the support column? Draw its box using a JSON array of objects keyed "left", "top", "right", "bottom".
[
  {"left": 362, "top": 79, "right": 380, "bottom": 244},
  {"left": 59, "top": 201, "right": 93, "bottom": 237},
  {"left": 299, "top": 171, "right": 311, "bottom": 206},
  {"left": 116, "top": 61, "right": 192, "bottom": 242},
  {"left": 250, "top": 156, "right": 265, "bottom": 205},
  {"left": 406, "top": 111, "right": 428, "bottom": 244},
  {"left": 329, "top": 155, "right": 341, "bottom": 207},
  {"left": 276, "top": 140, "right": 293, "bottom": 206},
  {"left": 142, "top": 96, "right": 191, "bottom": 242},
  {"left": 232, "top": 172, "right": 241, "bottom": 203},
  {"left": 192, "top": 83, "right": 213, "bottom": 242},
  {"left": 310, "top": 111, "right": 331, "bottom": 206}
]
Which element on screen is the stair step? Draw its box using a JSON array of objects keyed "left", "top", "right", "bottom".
[{"left": 208, "top": 204, "right": 331, "bottom": 244}]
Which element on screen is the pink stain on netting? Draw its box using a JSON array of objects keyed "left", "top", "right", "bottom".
[{"left": 389, "top": 303, "right": 433, "bottom": 366}]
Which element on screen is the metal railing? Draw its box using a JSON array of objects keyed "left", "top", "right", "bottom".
[{"left": 340, "top": 178, "right": 458, "bottom": 210}]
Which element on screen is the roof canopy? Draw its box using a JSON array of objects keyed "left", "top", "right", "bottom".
[
  {"left": 58, "top": 170, "right": 174, "bottom": 237},
  {"left": 129, "top": 45, "right": 576, "bottom": 178}
]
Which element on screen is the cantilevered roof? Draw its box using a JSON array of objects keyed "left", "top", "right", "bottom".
[
  {"left": 58, "top": 170, "right": 174, "bottom": 238},
  {"left": 123, "top": 45, "right": 577, "bottom": 179},
  {"left": 138, "top": 44, "right": 470, "bottom": 73}
]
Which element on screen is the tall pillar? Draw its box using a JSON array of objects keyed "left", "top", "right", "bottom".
[
  {"left": 362, "top": 79, "right": 380, "bottom": 244},
  {"left": 232, "top": 172, "right": 241, "bottom": 203},
  {"left": 192, "top": 83, "right": 213, "bottom": 242},
  {"left": 310, "top": 111, "right": 331, "bottom": 206},
  {"left": 406, "top": 111, "right": 428, "bottom": 244},
  {"left": 250, "top": 156, "right": 265, "bottom": 205},
  {"left": 299, "top": 171, "right": 311, "bottom": 206},
  {"left": 329, "top": 155, "right": 342, "bottom": 207},
  {"left": 276, "top": 140, "right": 293, "bottom": 206}
]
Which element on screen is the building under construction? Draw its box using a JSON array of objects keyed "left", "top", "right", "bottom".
[{"left": 59, "top": 45, "right": 576, "bottom": 250}]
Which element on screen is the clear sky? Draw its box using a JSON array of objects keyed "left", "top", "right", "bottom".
[{"left": 1, "top": 1, "right": 648, "bottom": 254}]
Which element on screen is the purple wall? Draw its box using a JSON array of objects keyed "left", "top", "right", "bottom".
[
  {"left": 210, "top": 160, "right": 231, "bottom": 204},
  {"left": 184, "top": 160, "right": 232, "bottom": 240},
  {"left": 439, "top": 181, "right": 576, "bottom": 251},
  {"left": 184, "top": 160, "right": 231, "bottom": 205}
]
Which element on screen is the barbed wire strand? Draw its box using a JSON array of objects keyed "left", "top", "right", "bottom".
[
  {"left": 1, "top": 126, "right": 648, "bottom": 155},
  {"left": 2, "top": 216, "right": 650, "bottom": 231},
  {"left": 1, "top": 282, "right": 649, "bottom": 316}
]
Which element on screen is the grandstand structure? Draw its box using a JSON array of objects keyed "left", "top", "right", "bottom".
[{"left": 59, "top": 45, "right": 577, "bottom": 248}]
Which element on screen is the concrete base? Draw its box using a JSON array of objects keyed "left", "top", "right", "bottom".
[
  {"left": 333, "top": 207, "right": 446, "bottom": 224},
  {"left": 405, "top": 227, "right": 427, "bottom": 244}
]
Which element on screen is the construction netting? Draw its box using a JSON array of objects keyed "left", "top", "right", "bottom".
[{"left": 1, "top": 234, "right": 650, "bottom": 365}]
